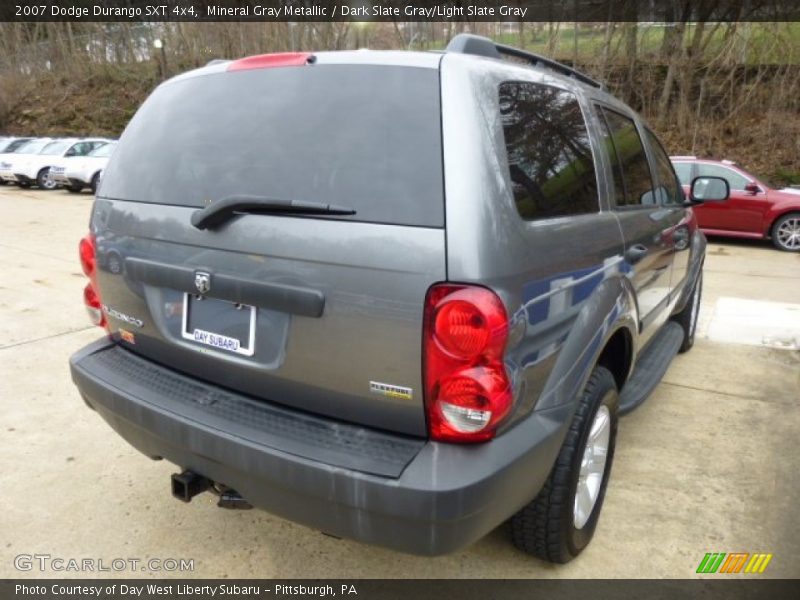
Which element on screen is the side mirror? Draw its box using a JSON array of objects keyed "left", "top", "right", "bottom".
[
  {"left": 744, "top": 182, "right": 761, "bottom": 195},
  {"left": 689, "top": 176, "right": 729, "bottom": 204}
]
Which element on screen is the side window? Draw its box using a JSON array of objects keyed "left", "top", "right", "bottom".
[
  {"left": 597, "top": 108, "right": 655, "bottom": 208},
  {"left": 672, "top": 162, "right": 693, "bottom": 186},
  {"left": 696, "top": 163, "right": 749, "bottom": 191},
  {"left": 498, "top": 81, "right": 598, "bottom": 220},
  {"left": 645, "top": 129, "right": 683, "bottom": 205}
]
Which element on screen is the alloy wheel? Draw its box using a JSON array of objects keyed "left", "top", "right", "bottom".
[
  {"left": 776, "top": 217, "right": 800, "bottom": 250},
  {"left": 574, "top": 405, "right": 611, "bottom": 529}
]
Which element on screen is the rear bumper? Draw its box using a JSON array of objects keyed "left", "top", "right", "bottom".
[
  {"left": 70, "top": 339, "right": 572, "bottom": 555},
  {"left": 64, "top": 170, "right": 91, "bottom": 185},
  {"left": 49, "top": 172, "right": 72, "bottom": 185}
]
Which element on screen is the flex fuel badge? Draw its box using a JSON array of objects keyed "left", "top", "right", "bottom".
[{"left": 370, "top": 381, "right": 413, "bottom": 400}]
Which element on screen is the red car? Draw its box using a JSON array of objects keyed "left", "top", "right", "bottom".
[{"left": 671, "top": 156, "right": 800, "bottom": 252}]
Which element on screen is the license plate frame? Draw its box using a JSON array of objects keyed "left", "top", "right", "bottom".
[{"left": 181, "top": 293, "right": 256, "bottom": 356}]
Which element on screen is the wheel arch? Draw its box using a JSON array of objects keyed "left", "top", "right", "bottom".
[
  {"left": 764, "top": 207, "right": 800, "bottom": 237},
  {"left": 595, "top": 326, "right": 634, "bottom": 392},
  {"left": 534, "top": 274, "right": 639, "bottom": 413}
]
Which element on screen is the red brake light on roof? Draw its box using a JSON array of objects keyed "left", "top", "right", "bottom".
[
  {"left": 227, "top": 52, "right": 315, "bottom": 72},
  {"left": 78, "top": 233, "right": 106, "bottom": 330},
  {"left": 423, "top": 284, "right": 512, "bottom": 443}
]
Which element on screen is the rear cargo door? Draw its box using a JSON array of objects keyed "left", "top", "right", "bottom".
[{"left": 92, "top": 60, "right": 445, "bottom": 436}]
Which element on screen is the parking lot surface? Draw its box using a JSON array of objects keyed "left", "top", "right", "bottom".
[{"left": 1, "top": 187, "right": 798, "bottom": 578}]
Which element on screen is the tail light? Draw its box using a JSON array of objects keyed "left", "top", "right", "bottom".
[
  {"left": 79, "top": 233, "right": 106, "bottom": 329},
  {"left": 423, "top": 284, "right": 512, "bottom": 443}
]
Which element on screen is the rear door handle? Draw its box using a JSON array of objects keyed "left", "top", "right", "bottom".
[{"left": 625, "top": 244, "right": 649, "bottom": 265}]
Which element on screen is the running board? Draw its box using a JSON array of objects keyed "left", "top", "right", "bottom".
[{"left": 619, "top": 321, "right": 684, "bottom": 416}]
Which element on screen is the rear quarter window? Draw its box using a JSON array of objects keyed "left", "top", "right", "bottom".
[{"left": 498, "top": 81, "right": 599, "bottom": 221}]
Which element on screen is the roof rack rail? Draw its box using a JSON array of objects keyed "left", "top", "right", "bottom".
[{"left": 445, "top": 34, "right": 604, "bottom": 90}]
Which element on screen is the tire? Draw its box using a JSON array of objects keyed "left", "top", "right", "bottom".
[
  {"left": 672, "top": 271, "right": 702, "bottom": 353},
  {"left": 771, "top": 212, "right": 800, "bottom": 252},
  {"left": 36, "top": 168, "right": 56, "bottom": 190},
  {"left": 66, "top": 183, "right": 84, "bottom": 193},
  {"left": 511, "top": 366, "right": 618, "bottom": 563},
  {"left": 90, "top": 172, "right": 100, "bottom": 195}
]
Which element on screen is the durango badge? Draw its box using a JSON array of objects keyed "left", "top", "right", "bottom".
[{"left": 194, "top": 271, "right": 211, "bottom": 295}]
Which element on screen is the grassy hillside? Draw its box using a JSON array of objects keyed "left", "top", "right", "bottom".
[
  {"left": 1, "top": 61, "right": 798, "bottom": 186},
  {"left": 0, "top": 64, "right": 156, "bottom": 138}
]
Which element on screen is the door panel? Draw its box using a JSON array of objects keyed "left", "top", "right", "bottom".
[
  {"left": 614, "top": 209, "right": 679, "bottom": 329},
  {"left": 643, "top": 129, "right": 693, "bottom": 293},
  {"left": 594, "top": 106, "right": 676, "bottom": 328}
]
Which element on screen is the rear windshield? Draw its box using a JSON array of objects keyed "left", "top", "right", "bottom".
[{"left": 101, "top": 65, "right": 444, "bottom": 228}]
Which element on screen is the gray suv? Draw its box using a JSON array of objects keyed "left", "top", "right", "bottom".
[{"left": 70, "top": 35, "right": 725, "bottom": 562}]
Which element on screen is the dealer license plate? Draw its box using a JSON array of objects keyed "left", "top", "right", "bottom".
[{"left": 181, "top": 293, "right": 256, "bottom": 356}]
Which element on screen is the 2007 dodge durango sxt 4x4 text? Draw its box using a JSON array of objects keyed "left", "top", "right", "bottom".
[{"left": 70, "top": 34, "right": 729, "bottom": 563}]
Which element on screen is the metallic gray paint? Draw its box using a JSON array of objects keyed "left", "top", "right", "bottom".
[
  {"left": 72, "top": 47, "right": 708, "bottom": 556},
  {"left": 91, "top": 200, "right": 445, "bottom": 436}
]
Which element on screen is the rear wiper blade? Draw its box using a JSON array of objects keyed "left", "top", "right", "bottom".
[{"left": 191, "top": 195, "right": 356, "bottom": 230}]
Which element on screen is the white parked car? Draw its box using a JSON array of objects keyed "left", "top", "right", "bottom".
[
  {"left": 0, "top": 138, "right": 109, "bottom": 189},
  {"left": 49, "top": 141, "right": 117, "bottom": 193},
  {"left": 0, "top": 137, "right": 36, "bottom": 185},
  {"left": 0, "top": 138, "right": 54, "bottom": 184}
]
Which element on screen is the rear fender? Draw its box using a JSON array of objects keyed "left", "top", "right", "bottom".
[{"left": 533, "top": 275, "right": 638, "bottom": 413}]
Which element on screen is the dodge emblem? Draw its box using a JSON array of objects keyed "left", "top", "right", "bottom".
[{"left": 194, "top": 271, "right": 211, "bottom": 295}]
